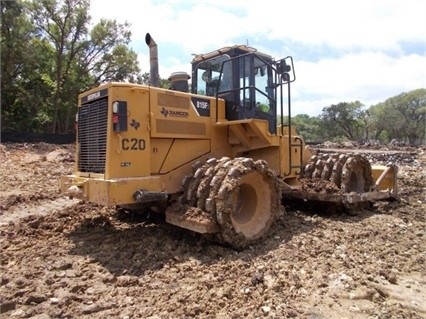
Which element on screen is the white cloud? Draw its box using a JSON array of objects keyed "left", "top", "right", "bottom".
[
  {"left": 90, "top": 0, "right": 425, "bottom": 50},
  {"left": 262, "top": 0, "right": 425, "bottom": 50},
  {"left": 293, "top": 52, "right": 426, "bottom": 115},
  {"left": 89, "top": 0, "right": 426, "bottom": 116}
]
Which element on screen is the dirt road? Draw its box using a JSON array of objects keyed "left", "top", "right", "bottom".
[{"left": 0, "top": 142, "right": 425, "bottom": 318}]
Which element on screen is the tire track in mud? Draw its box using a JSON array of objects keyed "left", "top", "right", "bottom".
[{"left": 0, "top": 196, "right": 80, "bottom": 227}]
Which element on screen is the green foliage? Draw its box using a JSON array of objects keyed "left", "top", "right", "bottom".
[
  {"left": 84, "top": 18, "right": 141, "bottom": 86},
  {"left": 140, "top": 73, "right": 151, "bottom": 85},
  {"left": 140, "top": 72, "right": 170, "bottom": 89},
  {"left": 319, "top": 101, "right": 366, "bottom": 141},
  {"left": 290, "top": 114, "right": 322, "bottom": 142},
  {"left": 369, "top": 88, "right": 426, "bottom": 144},
  {"left": 159, "top": 78, "right": 171, "bottom": 89},
  {"left": 1, "top": 0, "right": 47, "bottom": 132},
  {"left": 1, "top": 0, "right": 145, "bottom": 133},
  {"left": 296, "top": 89, "right": 425, "bottom": 145},
  {"left": 288, "top": 89, "right": 425, "bottom": 145}
]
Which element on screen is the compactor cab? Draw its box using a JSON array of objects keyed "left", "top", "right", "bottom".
[
  {"left": 190, "top": 45, "right": 294, "bottom": 134},
  {"left": 61, "top": 33, "right": 398, "bottom": 249}
]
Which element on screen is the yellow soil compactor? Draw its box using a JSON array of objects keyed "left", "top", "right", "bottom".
[{"left": 61, "top": 34, "right": 397, "bottom": 249}]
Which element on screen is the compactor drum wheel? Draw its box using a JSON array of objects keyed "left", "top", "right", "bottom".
[
  {"left": 340, "top": 155, "right": 374, "bottom": 193},
  {"left": 301, "top": 153, "right": 375, "bottom": 210},
  {"left": 303, "top": 153, "right": 374, "bottom": 192},
  {"left": 180, "top": 157, "right": 282, "bottom": 249}
]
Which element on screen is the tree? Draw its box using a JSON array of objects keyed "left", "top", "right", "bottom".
[
  {"left": 368, "top": 102, "right": 399, "bottom": 142},
  {"left": 28, "top": 0, "right": 92, "bottom": 133},
  {"left": 1, "top": 0, "right": 169, "bottom": 134},
  {"left": 82, "top": 18, "right": 142, "bottom": 86},
  {"left": 140, "top": 72, "right": 170, "bottom": 89},
  {"left": 320, "top": 101, "right": 366, "bottom": 141},
  {"left": 0, "top": 0, "right": 54, "bottom": 132},
  {"left": 291, "top": 114, "right": 322, "bottom": 142},
  {"left": 395, "top": 89, "right": 426, "bottom": 145},
  {"left": 25, "top": 0, "right": 143, "bottom": 133},
  {"left": 369, "top": 89, "right": 426, "bottom": 145}
]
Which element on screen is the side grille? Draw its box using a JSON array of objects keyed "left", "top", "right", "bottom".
[{"left": 78, "top": 96, "right": 108, "bottom": 173}]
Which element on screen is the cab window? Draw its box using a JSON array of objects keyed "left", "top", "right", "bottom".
[{"left": 195, "top": 55, "right": 232, "bottom": 96}]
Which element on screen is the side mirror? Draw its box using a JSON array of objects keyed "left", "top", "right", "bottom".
[{"left": 277, "top": 59, "right": 291, "bottom": 74}]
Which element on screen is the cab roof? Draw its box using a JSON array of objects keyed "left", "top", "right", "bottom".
[{"left": 191, "top": 45, "right": 272, "bottom": 63}]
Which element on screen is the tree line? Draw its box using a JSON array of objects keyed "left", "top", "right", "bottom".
[
  {"left": 291, "top": 90, "right": 425, "bottom": 145},
  {"left": 1, "top": 0, "right": 424, "bottom": 145}
]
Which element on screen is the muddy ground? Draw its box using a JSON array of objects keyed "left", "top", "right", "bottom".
[{"left": 0, "top": 142, "right": 425, "bottom": 319}]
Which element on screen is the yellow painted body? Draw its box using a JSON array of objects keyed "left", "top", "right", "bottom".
[
  {"left": 61, "top": 82, "right": 396, "bottom": 206},
  {"left": 61, "top": 82, "right": 311, "bottom": 206}
]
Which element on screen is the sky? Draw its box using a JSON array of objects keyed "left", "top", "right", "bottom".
[{"left": 89, "top": 0, "right": 426, "bottom": 116}]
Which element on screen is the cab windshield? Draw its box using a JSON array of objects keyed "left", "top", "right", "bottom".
[{"left": 194, "top": 55, "right": 232, "bottom": 96}]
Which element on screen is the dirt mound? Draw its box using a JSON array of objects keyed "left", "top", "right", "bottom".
[{"left": 0, "top": 143, "right": 425, "bottom": 318}]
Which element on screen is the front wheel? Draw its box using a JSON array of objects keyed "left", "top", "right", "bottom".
[{"left": 214, "top": 158, "right": 282, "bottom": 249}]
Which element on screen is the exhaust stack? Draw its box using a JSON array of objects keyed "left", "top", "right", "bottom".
[{"left": 145, "top": 33, "right": 159, "bottom": 87}]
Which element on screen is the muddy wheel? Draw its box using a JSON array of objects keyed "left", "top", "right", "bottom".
[
  {"left": 305, "top": 153, "right": 374, "bottom": 193},
  {"left": 215, "top": 158, "right": 281, "bottom": 250},
  {"left": 301, "top": 153, "right": 375, "bottom": 211},
  {"left": 341, "top": 154, "right": 374, "bottom": 193},
  {"left": 177, "top": 157, "right": 281, "bottom": 250}
]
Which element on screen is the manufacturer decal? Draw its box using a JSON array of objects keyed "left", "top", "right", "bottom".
[
  {"left": 160, "top": 107, "right": 189, "bottom": 118},
  {"left": 87, "top": 91, "right": 100, "bottom": 101},
  {"left": 81, "top": 88, "right": 108, "bottom": 104},
  {"left": 130, "top": 119, "right": 140, "bottom": 130}
]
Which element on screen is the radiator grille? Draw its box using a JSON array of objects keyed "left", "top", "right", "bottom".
[{"left": 78, "top": 96, "right": 108, "bottom": 173}]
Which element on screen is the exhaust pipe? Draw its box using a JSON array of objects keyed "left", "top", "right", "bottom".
[{"left": 145, "top": 33, "right": 160, "bottom": 87}]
